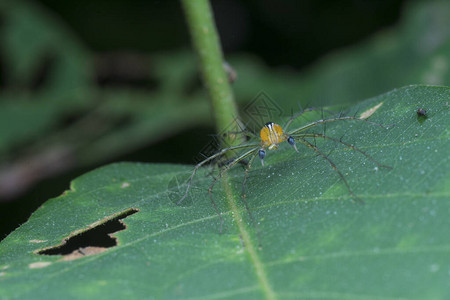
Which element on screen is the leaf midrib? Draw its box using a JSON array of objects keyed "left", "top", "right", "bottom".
[{"left": 221, "top": 173, "right": 277, "bottom": 300}]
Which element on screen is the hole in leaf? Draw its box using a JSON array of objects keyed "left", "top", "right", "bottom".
[{"left": 36, "top": 208, "right": 138, "bottom": 260}]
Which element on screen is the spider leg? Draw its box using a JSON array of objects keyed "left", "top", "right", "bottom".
[
  {"left": 220, "top": 119, "right": 258, "bottom": 142},
  {"left": 284, "top": 107, "right": 330, "bottom": 132},
  {"left": 177, "top": 143, "right": 258, "bottom": 205},
  {"left": 223, "top": 129, "right": 258, "bottom": 141},
  {"left": 297, "top": 138, "right": 364, "bottom": 204},
  {"left": 218, "top": 147, "right": 259, "bottom": 176},
  {"left": 299, "top": 133, "right": 392, "bottom": 169},
  {"left": 288, "top": 116, "right": 394, "bottom": 136},
  {"left": 284, "top": 107, "right": 338, "bottom": 132},
  {"left": 206, "top": 147, "right": 259, "bottom": 233}
]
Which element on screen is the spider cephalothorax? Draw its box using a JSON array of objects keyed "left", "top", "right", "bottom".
[{"left": 258, "top": 122, "right": 297, "bottom": 166}]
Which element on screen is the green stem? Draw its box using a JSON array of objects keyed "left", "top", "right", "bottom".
[
  {"left": 181, "top": 0, "right": 241, "bottom": 147},
  {"left": 182, "top": 3, "right": 275, "bottom": 298}
]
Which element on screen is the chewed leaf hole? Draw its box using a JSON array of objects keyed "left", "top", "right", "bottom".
[{"left": 36, "top": 208, "right": 138, "bottom": 260}]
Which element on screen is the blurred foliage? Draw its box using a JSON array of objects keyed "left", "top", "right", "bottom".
[
  {"left": 0, "top": 0, "right": 449, "bottom": 239},
  {"left": 34, "top": 0, "right": 405, "bottom": 68},
  {"left": 231, "top": 0, "right": 450, "bottom": 110}
]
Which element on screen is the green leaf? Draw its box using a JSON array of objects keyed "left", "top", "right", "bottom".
[{"left": 1, "top": 85, "right": 448, "bottom": 299}]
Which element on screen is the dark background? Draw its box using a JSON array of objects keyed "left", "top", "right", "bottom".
[{"left": 36, "top": 0, "right": 405, "bottom": 68}]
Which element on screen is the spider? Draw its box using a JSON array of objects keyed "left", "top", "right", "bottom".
[{"left": 177, "top": 107, "right": 393, "bottom": 233}]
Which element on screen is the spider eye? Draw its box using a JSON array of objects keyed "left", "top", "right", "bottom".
[
  {"left": 287, "top": 136, "right": 295, "bottom": 146},
  {"left": 258, "top": 149, "right": 266, "bottom": 160}
]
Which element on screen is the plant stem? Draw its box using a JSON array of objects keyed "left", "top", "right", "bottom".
[{"left": 181, "top": 0, "right": 241, "bottom": 147}]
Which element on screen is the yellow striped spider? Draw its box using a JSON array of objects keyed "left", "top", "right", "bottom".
[{"left": 177, "top": 108, "right": 392, "bottom": 232}]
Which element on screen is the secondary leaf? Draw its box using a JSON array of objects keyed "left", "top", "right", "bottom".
[{"left": 0, "top": 85, "right": 448, "bottom": 299}]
